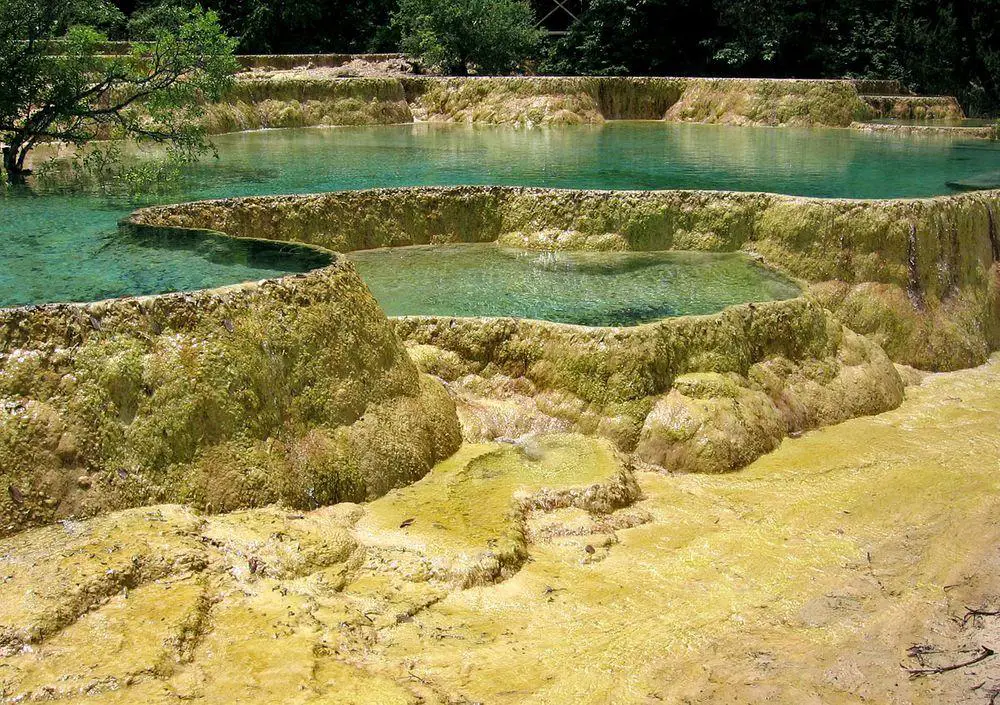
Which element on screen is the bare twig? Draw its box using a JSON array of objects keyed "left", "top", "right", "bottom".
[
  {"left": 965, "top": 606, "right": 1000, "bottom": 627},
  {"left": 904, "top": 646, "right": 996, "bottom": 679},
  {"left": 867, "top": 551, "right": 887, "bottom": 593}
]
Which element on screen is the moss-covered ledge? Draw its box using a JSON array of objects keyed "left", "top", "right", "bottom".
[
  {"left": 0, "top": 234, "right": 461, "bottom": 537},
  {"left": 396, "top": 298, "right": 904, "bottom": 472},
  {"left": 131, "top": 186, "right": 1000, "bottom": 371}
]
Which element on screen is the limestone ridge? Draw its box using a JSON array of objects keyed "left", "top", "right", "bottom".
[
  {"left": 123, "top": 184, "right": 1000, "bottom": 473},
  {"left": 120, "top": 188, "right": 902, "bottom": 477}
]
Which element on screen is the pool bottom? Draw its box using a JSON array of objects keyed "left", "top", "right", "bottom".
[{"left": 347, "top": 244, "right": 801, "bottom": 327}]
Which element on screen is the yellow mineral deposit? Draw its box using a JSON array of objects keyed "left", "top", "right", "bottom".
[{"left": 2, "top": 356, "right": 999, "bottom": 703}]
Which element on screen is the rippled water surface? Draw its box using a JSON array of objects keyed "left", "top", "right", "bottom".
[
  {"left": 3, "top": 122, "right": 999, "bottom": 307},
  {"left": 348, "top": 244, "right": 801, "bottom": 325}
]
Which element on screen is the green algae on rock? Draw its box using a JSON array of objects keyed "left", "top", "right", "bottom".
[
  {"left": 203, "top": 77, "right": 413, "bottom": 133},
  {"left": 861, "top": 94, "right": 966, "bottom": 122},
  {"left": 399, "top": 301, "right": 905, "bottom": 473},
  {"left": 0, "top": 432, "right": 641, "bottom": 703},
  {"left": 356, "top": 434, "right": 637, "bottom": 587},
  {"left": 119, "top": 184, "right": 1000, "bottom": 472},
  {"left": 0, "top": 253, "right": 461, "bottom": 537},
  {"left": 5, "top": 177, "right": 995, "bottom": 527}
]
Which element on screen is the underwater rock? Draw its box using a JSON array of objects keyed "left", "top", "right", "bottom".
[{"left": 947, "top": 171, "right": 1000, "bottom": 192}]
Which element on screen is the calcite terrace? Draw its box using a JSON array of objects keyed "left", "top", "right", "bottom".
[
  {"left": 202, "top": 74, "right": 968, "bottom": 132},
  {"left": 121, "top": 185, "right": 1000, "bottom": 475}
]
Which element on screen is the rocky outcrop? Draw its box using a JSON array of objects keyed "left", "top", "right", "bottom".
[
  {"left": 0, "top": 244, "right": 462, "bottom": 537},
  {"left": 8, "top": 181, "right": 995, "bottom": 515},
  {"left": 662, "top": 78, "right": 870, "bottom": 127},
  {"left": 397, "top": 300, "right": 904, "bottom": 473},
  {"left": 0, "top": 432, "right": 642, "bottom": 695},
  {"left": 235, "top": 53, "right": 408, "bottom": 71},
  {"left": 861, "top": 94, "right": 966, "bottom": 121},
  {"left": 132, "top": 189, "right": 921, "bottom": 472},
  {"left": 202, "top": 77, "right": 414, "bottom": 133},
  {"left": 851, "top": 121, "right": 996, "bottom": 140}
]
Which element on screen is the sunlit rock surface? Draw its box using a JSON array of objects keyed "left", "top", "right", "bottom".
[
  {"left": 3, "top": 358, "right": 1000, "bottom": 703},
  {"left": 405, "top": 304, "right": 906, "bottom": 473}
]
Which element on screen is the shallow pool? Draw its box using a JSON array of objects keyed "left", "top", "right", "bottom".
[
  {"left": 347, "top": 244, "right": 801, "bottom": 326},
  {"left": 2, "top": 122, "right": 999, "bottom": 308}
]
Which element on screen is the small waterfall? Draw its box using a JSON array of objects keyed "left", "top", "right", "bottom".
[
  {"left": 987, "top": 202, "right": 1000, "bottom": 262},
  {"left": 907, "top": 223, "right": 926, "bottom": 310}
]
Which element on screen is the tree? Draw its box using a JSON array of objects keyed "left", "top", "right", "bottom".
[
  {"left": 0, "top": 0, "right": 237, "bottom": 183},
  {"left": 545, "top": 0, "right": 716, "bottom": 76},
  {"left": 391, "top": 0, "right": 543, "bottom": 75},
  {"left": 159, "top": 0, "right": 398, "bottom": 54}
]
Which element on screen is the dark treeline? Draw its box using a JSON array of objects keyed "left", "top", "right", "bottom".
[{"left": 110, "top": 0, "right": 1000, "bottom": 116}]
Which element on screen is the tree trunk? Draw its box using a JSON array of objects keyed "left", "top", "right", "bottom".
[{"left": 3, "top": 143, "right": 29, "bottom": 184}]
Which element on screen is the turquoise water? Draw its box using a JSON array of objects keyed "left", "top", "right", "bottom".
[
  {"left": 348, "top": 244, "right": 800, "bottom": 326},
  {"left": 2, "top": 122, "right": 999, "bottom": 308}
]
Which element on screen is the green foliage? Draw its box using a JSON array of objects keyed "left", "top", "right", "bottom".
[
  {"left": 391, "top": 0, "right": 544, "bottom": 75},
  {"left": 545, "top": 0, "right": 1000, "bottom": 116},
  {"left": 195, "top": 0, "right": 398, "bottom": 54},
  {"left": 0, "top": 0, "right": 237, "bottom": 182},
  {"left": 544, "top": 0, "right": 717, "bottom": 76}
]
